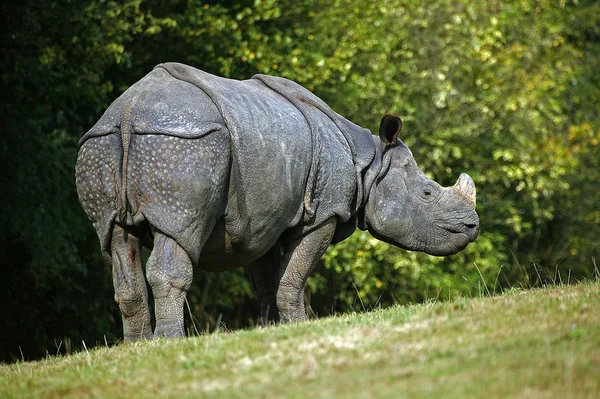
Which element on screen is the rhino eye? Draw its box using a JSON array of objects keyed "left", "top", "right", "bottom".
[{"left": 419, "top": 184, "right": 436, "bottom": 202}]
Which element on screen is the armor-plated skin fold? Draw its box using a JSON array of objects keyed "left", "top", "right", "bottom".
[{"left": 75, "top": 63, "right": 479, "bottom": 338}]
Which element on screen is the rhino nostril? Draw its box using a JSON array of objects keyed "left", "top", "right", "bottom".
[{"left": 464, "top": 222, "right": 478, "bottom": 230}]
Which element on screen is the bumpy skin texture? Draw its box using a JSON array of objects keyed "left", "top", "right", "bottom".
[{"left": 75, "top": 63, "right": 479, "bottom": 339}]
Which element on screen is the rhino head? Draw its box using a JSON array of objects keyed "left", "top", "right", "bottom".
[{"left": 364, "top": 115, "right": 479, "bottom": 256}]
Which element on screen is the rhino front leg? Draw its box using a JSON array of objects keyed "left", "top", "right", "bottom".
[
  {"left": 276, "top": 217, "right": 337, "bottom": 323},
  {"left": 146, "top": 231, "right": 193, "bottom": 338},
  {"left": 247, "top": 244, "right": 281, "bottom": 325},
  {"left": 110, "top": 225, "right": 152, "bottom": 341}
]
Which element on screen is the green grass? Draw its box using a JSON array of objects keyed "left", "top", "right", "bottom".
[{"left": 2, "top": 282, "right": 599, "bottom": 398}]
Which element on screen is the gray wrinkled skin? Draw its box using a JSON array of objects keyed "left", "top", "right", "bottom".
[{"left": 75, "top": 63, "right": 479, "bottom": 338}]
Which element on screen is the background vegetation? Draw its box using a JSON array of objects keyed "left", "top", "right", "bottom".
[{"left": 1, "top": 0, "right": 598, "bottom": 362}]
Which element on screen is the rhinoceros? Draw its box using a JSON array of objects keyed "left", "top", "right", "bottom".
[{"left": 76, "top": 62, "right": 479, "bottom": 340}]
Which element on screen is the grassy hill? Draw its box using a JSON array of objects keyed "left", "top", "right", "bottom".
[{"left": 2, "top": 282, "right": 599, "bottom": 398}]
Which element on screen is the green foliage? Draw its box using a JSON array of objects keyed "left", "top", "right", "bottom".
[
  {"left": 1, "top": 0, "right": 598, "bottom": 362},
  {"left": 304, "top": 0, "right": 600, "bottom": 302}
]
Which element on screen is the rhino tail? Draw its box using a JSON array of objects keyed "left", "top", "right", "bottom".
[{"left": 118, "top": 101, "right": 134, "bottom": 225}]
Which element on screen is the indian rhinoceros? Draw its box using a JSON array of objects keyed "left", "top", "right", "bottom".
[{"left": 76, "top": 62, "right": 479, "bottom": 340}]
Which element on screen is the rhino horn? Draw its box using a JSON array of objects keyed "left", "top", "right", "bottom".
[{"left": 452, "top": 173, "right": 476, "bottom": 209}]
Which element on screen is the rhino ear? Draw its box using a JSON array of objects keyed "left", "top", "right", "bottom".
[{"left": 379, "top": 114, "right": 403, "bottom": 146}]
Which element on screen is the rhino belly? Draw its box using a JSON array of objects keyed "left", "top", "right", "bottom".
[
  {"left": 196, "top": 218, "right": 266, "bottom": 272},
  {"left": 197, "top": 158, "right": 310, "bottom": 271}
]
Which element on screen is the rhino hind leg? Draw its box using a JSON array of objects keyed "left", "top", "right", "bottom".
[
  {"left": 146, "top": 229, "right": 193, "bottom": 338},
  {"left": 110, "top": 224, "right": 152, "bottom": 341},
  {"left": 276, "top": 217, "right": 337, "bottom": 322},
  {"left": 247, "top": 244, "right": 281, "bottom": 325}
]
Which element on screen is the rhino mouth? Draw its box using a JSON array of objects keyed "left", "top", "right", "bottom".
[{"left": 435, "top": 221, "right": 479, "bottom": 243}]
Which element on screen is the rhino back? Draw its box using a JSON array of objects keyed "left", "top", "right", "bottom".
[{"left": 80, "top": 68, "right": 224, "bottom": 145}]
